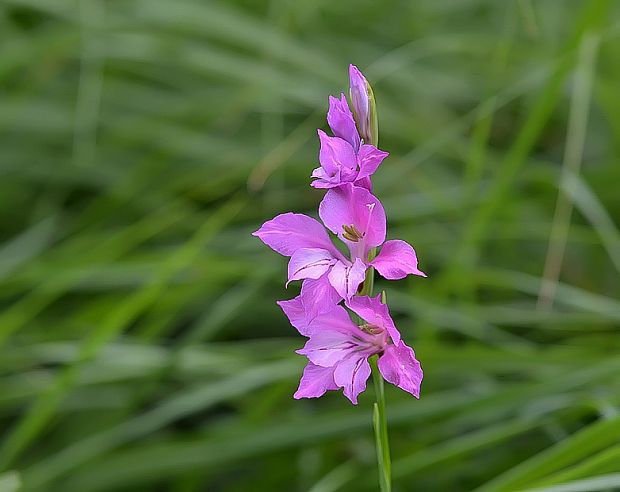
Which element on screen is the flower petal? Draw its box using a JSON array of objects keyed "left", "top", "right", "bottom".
[
  {"left": 328, "top": 258, "right": 367, "bottom": 300},
  {"left": 318, "top": 130, "right": 357, "bottom": 178},
  {"left": 297, "top": 331, "right": 357, "bottom": 367},
  {"left": 378, "top": 342, "right": 423, "bottom": 398},
  {"left": 287, "top": 248, "right": 336, "bottom": 285},
  {"left": 327, "top": 93, "right": 360, "bottom": 150},
  {"left": 333, "top": 353, "right": 372, "bottom": 405},
  {"left": 297, "top": 303, "right": 366, "bottom": 366},
  {"left": 306, "top": 304, "right": 362, "bottom": 338},
  {"left": 356, "top": 144, "right": 388, "bottom": 181},
  {"left": 346, "top": 294, "right": 401, "bottom": 345},
  {"left": 278, "top": 276, "right": 342, "bottom": 337},
  {"left": 371, "top": 239, "right": 427, "bottom": 279},
  {"left": 277, "top": 296, "right": 310, "bottom": 336},
  {"left": 300, "top": 274, "right": 342, "bottom": 322},
  {"left": 319, "top": 183, "right": 386, "bottom": 249},
  {"left": 294, "top": 362, "right": 338, "bottom": 399},
  {"left": 310, "top": 167, "right": 339, "bottom": 189},
  {"left": 252, "top": 213, "right": 338, "bottom": 257},
  {"left": 354, "top": 176, "right": 372, "bottom": 191}
]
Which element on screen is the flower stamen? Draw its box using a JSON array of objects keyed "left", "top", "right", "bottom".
[
  {"left": 359, "top": 323, "right": 383, "bottom": 335},
  {"left": 342, "top": 224, "right": 364, "bottom": 242}
]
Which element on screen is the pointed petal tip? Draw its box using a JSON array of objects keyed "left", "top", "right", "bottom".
[{"left": 344, "top": 394, "right": 359, "bottom": 405}]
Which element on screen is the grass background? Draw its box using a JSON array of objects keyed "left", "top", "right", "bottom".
[{"left": 1, "top": 0, "right": 620, "bottom": 490}]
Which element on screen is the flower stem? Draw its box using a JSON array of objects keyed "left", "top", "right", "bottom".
[
  {"left": 357, "top": 247, "right": 391, "bottom": 492},
  {"left": 371, "top": 356, "right": 391, "bottom": 492},
  {"left": 358, "top": 247, "right": 376, "bottom": 297}
]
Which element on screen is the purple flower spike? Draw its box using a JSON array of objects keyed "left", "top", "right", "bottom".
[
  {"left": 284, "top": 297, "right": 423, "bottom": 404},
  {"left": 311, "top": 95, "right": 388, "bottom": 190},
  {"left": 253, "top": 64, "right": 428, "bottom": 408}
]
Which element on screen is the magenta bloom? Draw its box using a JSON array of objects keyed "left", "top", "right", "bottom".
[
  {"left": 349, "top": 64, "right": 373, "bottom": 144},
  {"left": 311, "top": 94, "right": 388, "bottom": 190},
  {"left": 320, "top": 183, "right": 427, "bottom": 283},
  {"left": 279, "top": 294, "right": 423, "bottom": 404},
  {"left": 253, "top": 183, "right": 425, "bottom": 305},
  {"left": 253, "top": 64, "right": 427, "bottom": 411}
]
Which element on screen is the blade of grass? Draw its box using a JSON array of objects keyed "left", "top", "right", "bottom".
[
  {"left": 0, "top": 197, "right": 246, "bottom": 470},
  {"left": 474, "top": 415, "right": 620, "bottom": 492},
  {"left": 538, "top": 32, "right": 601, "bottom": 310}
]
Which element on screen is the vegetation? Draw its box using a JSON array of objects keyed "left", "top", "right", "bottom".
[{"left": 0, "top": 0, "right": 619, "bottom": 490}]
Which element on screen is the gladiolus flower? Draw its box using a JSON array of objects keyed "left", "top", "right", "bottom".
[
  {"left": 311, "top": 94, "right": 388, "bottom": 190},
  {"left": 252, "top": 64, "right": 427, "bottom": 410},
  {"left": 280, "top": 294, "right": 423, "bottom": 404},
  {"left": 253, "top": 183, "right": 425, "bottom": 307}
]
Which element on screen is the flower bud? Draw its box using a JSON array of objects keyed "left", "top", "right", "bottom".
[{"left": 349, "top": 64, "right": 379, "bottom": 146}]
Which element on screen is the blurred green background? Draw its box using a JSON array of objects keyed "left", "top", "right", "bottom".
[{"left": 1, "top": 0, "right": 620, "bottom": 491}]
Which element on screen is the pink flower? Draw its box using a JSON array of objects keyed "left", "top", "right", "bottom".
[
  {"left": 253, "top": 183, "right": 426, "bottom": 307},
  {"left": 320, "top": 184, "right": 427, "bottom": 285},
  {"left": 311, "top": 94, "right": 388, "bottom": 190},
  {"left": 252, "top": 64, "right": 427, "bottom": 408},
  {"left": 251, "top": 210, "right": 366, "bottom": 303},
  {"left": 280, "top": 294, "right": 423, "bottom": 404}
]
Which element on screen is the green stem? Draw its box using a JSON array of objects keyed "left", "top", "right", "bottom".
[
  {"left": 371, "top": 356, "right": 391, "bottom": 492},
  {"left": 356, "top": 247, "right": 391, "bottom": 491}
]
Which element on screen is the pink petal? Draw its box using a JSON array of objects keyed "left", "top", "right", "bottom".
[
  {"left": 287, "top": 248, "right": 336, "bottom": 285},
  {"left": 319, "top": 183, "right": 386, "bottom": 250},
  {"left": 357, "top": 144, "right": 388, "bottom": 181},
  {"left": 310, "top": 167, "right": 339, "bottom": 189},
  {"left": 318, "top": 130, "right": 357, "bottom": 177},
  {"left": 297, "top": 304, "right": 366, "bottom": 366},
  {"left": 300, "top": 274, "right": 342, "bottom": 322},
  {"left": 297, "top": 330, "right": 358, "bottom": 368},
  {"left": 378, "top": 342, "right": 423, "bottom": 398},
  {"left": 252, "top": 213, "right": 338, "bottom": 257},
  {"left": 304, "top": 302, "right": 361, "bottom": 336},
  {"left": 294, "top": 363, "right": 338, "bottom": 399},
  {"left": 328, "top": 258, "right": 367, "bottom": 300},
  {"left": 277, "top": 296, "right": 310, "bottom": 336},
  {"left": 354, "top": 176, "right": 373, "bottom": 191},
  {"left": 334, "top": 353, "right": 372, "bottom": 405},
  {"left": 327, "top": 93, "right": 361, "bottom": 150},
  {"left": 371, "top": 239, "right": 426, "bottom": 279},
  {"left": 346, "top": 294, "right": 402, "bottom": 345}
]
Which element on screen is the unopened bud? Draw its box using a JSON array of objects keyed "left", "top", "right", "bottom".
[{"left": 349, "top": 64, "right": 379, "bottom": 146}]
